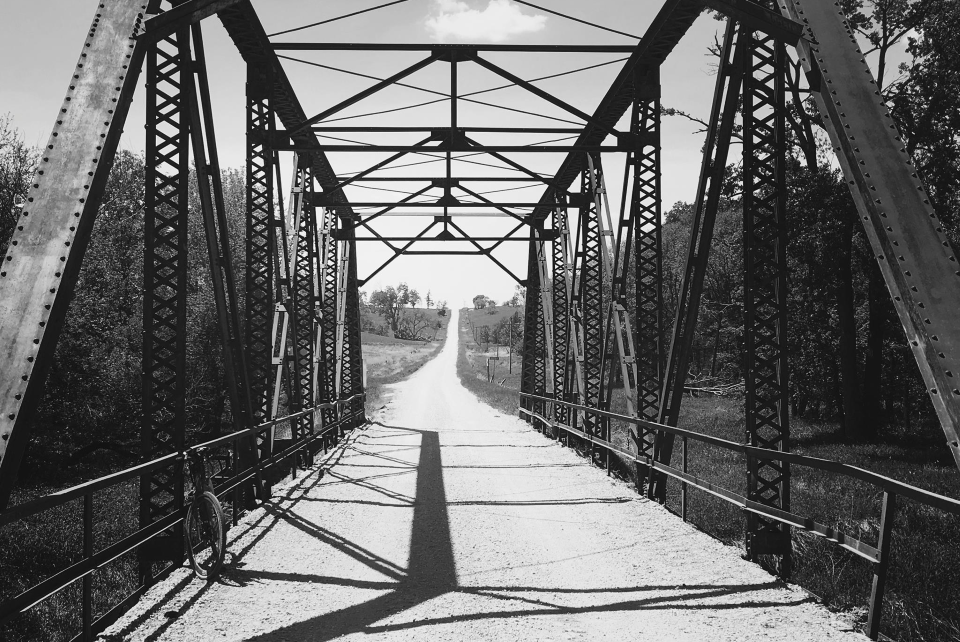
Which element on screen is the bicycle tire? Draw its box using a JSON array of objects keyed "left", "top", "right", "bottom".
[{"left": 185, "top": 490, "right": 225, "bottom": 579}]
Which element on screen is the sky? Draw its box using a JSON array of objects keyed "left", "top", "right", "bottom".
[{"left": 0, "top": 0, "right": 753, "bottom": 307}]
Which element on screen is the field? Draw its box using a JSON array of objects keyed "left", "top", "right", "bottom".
[{"left": 456, "top": 308, "right": 522, "bottom": 416}]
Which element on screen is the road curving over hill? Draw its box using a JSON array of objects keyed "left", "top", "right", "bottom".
[{"left": 100, "top": 308, "right": 865, "bottom": 642}]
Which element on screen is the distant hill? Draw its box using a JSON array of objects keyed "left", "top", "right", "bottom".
[{"left": 464, "top": 305, "right": 522, "bottom": 329}]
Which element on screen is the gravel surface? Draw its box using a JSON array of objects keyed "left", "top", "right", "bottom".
[{"left": 100, "top": 308, "right": 864, "bottom": 642}]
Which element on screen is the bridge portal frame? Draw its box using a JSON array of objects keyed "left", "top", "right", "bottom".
[{"left": 0, "top": 0, "right": 959, "bottom": 639}]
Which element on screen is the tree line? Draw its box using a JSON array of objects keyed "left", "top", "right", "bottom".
[
  {"left": 361, "top": 283, "right": 447, "bottom": 340},
  {"left": 654, "top": 0, "right": 960, "bottom": 440},
  {"left": 0, "top": 0, "right": 955, "bottom": 475}
]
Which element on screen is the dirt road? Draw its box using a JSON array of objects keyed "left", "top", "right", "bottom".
[{"left": 101, "top": 308, "right": 863, "bottom": 641}]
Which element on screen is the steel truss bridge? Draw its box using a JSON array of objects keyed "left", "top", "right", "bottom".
[{"left": 1, "top": 0, "right": 960, "bottom": 640}]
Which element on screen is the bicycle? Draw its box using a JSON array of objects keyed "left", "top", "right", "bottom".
[{"left": 184, "top": 447, "right": 226, "bottom": 579}]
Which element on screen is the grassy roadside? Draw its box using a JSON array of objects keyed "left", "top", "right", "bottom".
[
  {"left": 656, "top": 396, "right": 960, "bottom": 642},
  {"left": 363, "top": 313, "right": 451, "bottom": 413},
  {"left": 455, "top": 308, "right": 521, "bottom": 416}
]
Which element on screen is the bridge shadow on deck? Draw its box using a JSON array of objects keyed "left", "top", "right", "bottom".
[{"left": 232, "top": 423, "right": 807, "bottom": 642}]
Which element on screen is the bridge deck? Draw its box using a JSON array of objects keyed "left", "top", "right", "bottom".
[{"left": 100, "top": 310, "right": 863, "bottom": 642}]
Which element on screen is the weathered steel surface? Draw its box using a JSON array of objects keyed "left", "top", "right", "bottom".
[
  {"left": 781, "top": 0, "right": 960, "bottom": 469},
  {"left": 0, "top": 2, "right": 150, "bottom": 507}
]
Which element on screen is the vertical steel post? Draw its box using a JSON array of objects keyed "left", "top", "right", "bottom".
[
  {"left": 289, "top": 159, "right": 317, "bottom": 442},
  {"left": 867, "top": 492, "right": 897, "bottom": 639},
  {"left": 632, "top": 67, "right": 664, "bottom": 472},
  {"left": 318, "top": 207, "right": 340, "bottom": 435},
  {"left": 139, "top": 27, "right": 189, "bottom": 574},
  {"left": 245, "top": 64, "right": 276, "bottom": 437},
  {"left": 520, "top": 222, "right": 547, "bottom": 421},
  {"left": 577, "top": 156, "right": 605, "bottom": 449},
  {"left": 185, "top": 24, "right": 263, "bottom": 508},
  {"left": 742, "top": 24, "right": 791, "bottom": 572},
  {"left": 551, "top": 197, "right": 571, "bottom": 428},
  {"left": 340, "top": 219, "right": 365, "bottom": 428}
]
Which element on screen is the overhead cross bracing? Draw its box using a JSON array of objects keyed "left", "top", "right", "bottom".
[{"left": 1, "top": 0, "right": 960, "bottom": 640}]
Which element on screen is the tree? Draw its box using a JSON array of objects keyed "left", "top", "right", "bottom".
[
  {"left": 425, "top": 291, "right": 433, "bottom": 308},
  {"left": 0, "top": 114, "right": 38, "bottom": 256},
  {"left": 473, "top": 294, "right": 488, "bottom": 309}
]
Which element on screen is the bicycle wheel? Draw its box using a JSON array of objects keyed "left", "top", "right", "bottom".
[{"left": 185, "top": 490, "right": 225, "bottom": 579}]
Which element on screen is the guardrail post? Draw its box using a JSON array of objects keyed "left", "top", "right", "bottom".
[
  {"left": 82, "top": 493, "right": 93, "bottom": 641},
  {"left": 681, "top": 435, "right": 688, "bottom": 522},
  {"left": 867, "top": 492, "right": 897, "bottom": 640}
]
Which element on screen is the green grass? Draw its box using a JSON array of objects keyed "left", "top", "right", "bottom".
[
  {"left": 0, "top": 480, "right": 141, "bottom": 642},
  {"left": 455, "top": 308, "right": 522, "bottom": 415},
  {"left": 602, "top": 393, "right": 960, "bottom": 642},
  {"left": 463, "top": 305, "right": 522, "bottom": 328},
  {"left": 452, "top": 314, "right": 960, "bottom": 641},
  {"left": 363, "top": 314, "right": 450, "bottom": 412}
]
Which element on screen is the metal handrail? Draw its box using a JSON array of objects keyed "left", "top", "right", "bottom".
[
  {"left": 0, "top": 393, "right": 365, "bottom": 636},
  {"left": 518, "top": 391, "right": 960, "bottom": 640},
  {"left": 520, "top": 392, "right": 960, "bottom": 514}
]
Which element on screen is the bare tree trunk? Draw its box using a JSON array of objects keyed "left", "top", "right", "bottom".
[
  {"left": 837, "top": 216, "right": 864, "bottom": 440},
  {"left": 863, "top": 263, "right": 885, "bottom": 439}
]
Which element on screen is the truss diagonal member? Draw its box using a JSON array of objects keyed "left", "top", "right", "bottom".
[
  {"left": 650, "top": 20, "right": 746, "bottom": 503},
  {"left": 779, "top": 0, "right": 960, "bottom": 472},
  {"left": 454, "top": 185, "right": 528, "bottom": 225},
  {"left": 358, "top": 222, "right": 438, "bottom": 286},
  {"left": 472, "top": 56, "right": 624, "bottom": 142},
  {"left": 462, "top": 136, "right": 561, "bottom": 189},
  {"left": 530, "top": 0, "right": 703, "bottom": 220},
  {"left": 445, "top": 220, "right": 525, "bottom": 285},
  {"left": 217, "top": 3, "right": 354, "bottom": 216},
  {"left": 330, "top": 136, "right": 435, "bottom": 194},
  {"left": 0, "top": 2, "right": 150, "bottom": 508},
  {"left": 287, "top": 56, "right": 438, "bottom": 137},
  {"left": 145, "top": 0, "right": 245, "bottom": 40},
  {"left": 359, "top": 184, "right": 434, "bottom": 226}
]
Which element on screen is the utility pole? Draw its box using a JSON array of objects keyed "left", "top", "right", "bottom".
[{"left": 508, "top": 317, "right": 514, "bottom": 374}]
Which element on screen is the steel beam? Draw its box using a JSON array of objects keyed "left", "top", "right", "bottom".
[
  {"left": 139, "top": 27, "right": 190, "bottom": 564},
  {"left": 520, "top": 224, "right": 548, "bottom": 419},
  {"left": 0, "top": 1, "right": 150, "bottom": 508},
  {"left": 741, "top": 25, "right": 791, "bottom": 568},
  {"left": 632, "top": 68, "right": 665, "bottom": 468},
  {"left": 552, "top": 199, "right": 572, "bottom": 427},
  {"left": 318, "top": 208, "right": 340, "bottom": 434},
  {"left": 289, "top": 160, "right": 318, "bottom": 442},
  {"left": 531, "top": 0, "right": 705, "bottom": 220},
  {"left": 577, "top": 158, "right": 606, "bottom": 450},
  {"left": 272, "top": 43, "right": 638, "bottom": 53},
  {"left": 780, "top": 0, "right": 960, "bottom": 472},
  {"left": 245, "top": 63, "right": 276, "bottom": 426}
]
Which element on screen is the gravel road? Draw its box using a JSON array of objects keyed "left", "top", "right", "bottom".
[{"left": 101, "top": 308, "right": 864, "bottom": 642}]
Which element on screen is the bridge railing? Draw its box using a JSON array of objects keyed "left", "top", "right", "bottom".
[
  {"left": 519, "top": 392, "right": 960, "bottom": 641},
  {"left": 0, "top": 394, "right": 365, "bottom": 641}
]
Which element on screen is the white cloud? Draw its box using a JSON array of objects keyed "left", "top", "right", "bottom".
[{"left": 425, "top": 0, "right": 547, "bottom": 43}]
